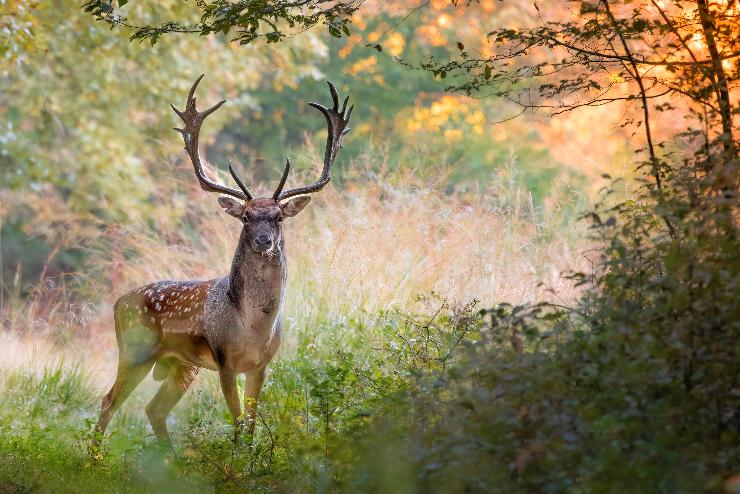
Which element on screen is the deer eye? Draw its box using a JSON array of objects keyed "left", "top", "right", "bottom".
[{"left": 277, "top": 216, "right": 283, "bottom": 223}]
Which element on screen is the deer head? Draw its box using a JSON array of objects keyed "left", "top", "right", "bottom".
[{"left": 171, "top": 75, "right": 353, "bottom": 254}]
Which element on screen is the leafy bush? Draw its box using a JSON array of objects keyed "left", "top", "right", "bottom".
[{"left": 324, "top": 155, "right": 739, "bottom": 493}]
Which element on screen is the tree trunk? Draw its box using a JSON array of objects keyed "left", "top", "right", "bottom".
[{"left": 696, "top": 0, "right": 736, "bottom": 159}]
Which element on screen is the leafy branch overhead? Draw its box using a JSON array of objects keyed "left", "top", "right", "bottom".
[
  {"left": 406, "top": 1, "right": 737, "bottom": 161},
  {"left": 82, "top": 0, "right": 363, "bottom": 45}
]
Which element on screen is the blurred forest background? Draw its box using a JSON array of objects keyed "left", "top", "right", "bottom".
[
  {"left": 1, "top": 0, "right": 631, "bottom": 293},
  {"left": 0, "top": 0, "right": 738, "bottom": 493}
]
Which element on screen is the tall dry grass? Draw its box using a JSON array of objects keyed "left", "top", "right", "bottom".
[{"left": 1, "top": 155, "right": 587, "bottom": 385}]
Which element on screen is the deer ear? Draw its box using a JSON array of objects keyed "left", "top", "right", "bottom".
[
  {"left": 281, "top": 196, "right": 311, "bottom": 217},
  {"left": 218, "top": 196, "right": 243, "bottom": 217}
]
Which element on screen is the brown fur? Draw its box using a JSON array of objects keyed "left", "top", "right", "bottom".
[{"left": 93, "top": 198, "right": 307, "bottom": 450}]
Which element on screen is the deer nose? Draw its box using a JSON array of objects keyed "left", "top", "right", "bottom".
[{"left": 255, "top": 234, "right": 272, "bottom": 247}]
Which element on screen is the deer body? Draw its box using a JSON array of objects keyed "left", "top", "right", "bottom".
[
  {"left": 115, "top": 225, "right": 285, "bottom": 374},
  {"left": 94, "top": 77, "right": 352, "bottom": 450}
]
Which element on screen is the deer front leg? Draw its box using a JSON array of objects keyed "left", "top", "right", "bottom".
[
  {"left": 244, "top": 367, "right": 266, "bottom": 435},
  {"left": 218, "top": 368, "right": 243, "bottom": 441}
]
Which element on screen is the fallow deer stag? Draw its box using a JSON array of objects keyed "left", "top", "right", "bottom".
[{"left": 93, "top": 75, "right": 352, "bottom": 449}]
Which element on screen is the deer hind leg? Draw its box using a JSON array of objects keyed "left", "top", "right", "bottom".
[
  {"left": 94, "top": 302, "right": 160, "bottom": 447},
  {"left": 94, "top": 359, "right": 154, "bottom": 444},
  {"left": 145, "top": 363, "right": 199, "bottom": 449}
]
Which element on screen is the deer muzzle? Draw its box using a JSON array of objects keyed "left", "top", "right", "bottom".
[{"left": 253, "top": 234, "right": 273, "bottom": 252}]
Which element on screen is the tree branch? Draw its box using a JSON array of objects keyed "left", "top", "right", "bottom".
[{"left": 603, "top": 0, "right": 676, "bottom": 238}]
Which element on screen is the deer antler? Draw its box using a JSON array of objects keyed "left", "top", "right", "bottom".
[
  {"left": 272, "top": 157, "right": 291, "bottom": 200},
  {"left": 276, "top": 81, "right": 352, "bottom": 201},
  {"left": 172, "top": 75, "right": 252, "bottom": 201}
]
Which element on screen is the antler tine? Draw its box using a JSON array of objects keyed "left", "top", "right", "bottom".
[
  {"left": 328, "top": 81, "right": 340, "bottom": 110},
  {"left": 272, "top": 157, "right": 291, "bottom": 200},
  {"left": 277, "top": 81, "right": 353, "bottom": 201},
  {"left": 187, "top": 73, "right": 204, "bottom": 102},
  {"left": 172, "top": 75, "right": 250, "bottom": 201},
  {"left": 229, "top": 162, "right": 254, "bottom": 200}
]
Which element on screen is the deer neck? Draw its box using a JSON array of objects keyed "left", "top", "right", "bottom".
[{"left": 227, "top": 228, "right": 286, "bottom": 314}]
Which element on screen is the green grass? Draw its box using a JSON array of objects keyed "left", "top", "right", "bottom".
[{"left": 0, "top": 310, "right": 409, "bottom": 493}]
